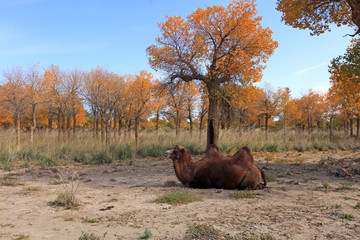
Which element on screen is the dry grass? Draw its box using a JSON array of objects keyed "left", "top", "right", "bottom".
[{"left": 0, "top": 129, "right": 359, "bottom": 169}]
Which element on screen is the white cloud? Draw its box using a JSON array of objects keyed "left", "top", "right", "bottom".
[
  {"left": 313, "top": 84, "right": 330, "bottom": 94},
  {"left": 295, "top": 62, "right": 327, "bottom": 75}
]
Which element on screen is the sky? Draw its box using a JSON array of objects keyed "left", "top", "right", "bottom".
[{"left": 0, "top": 0, "right": 355, "bottom": 98}]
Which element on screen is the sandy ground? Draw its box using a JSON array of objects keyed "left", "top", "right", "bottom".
[{"left": 0, "top": 150, "right": 360, "bottom": 240}]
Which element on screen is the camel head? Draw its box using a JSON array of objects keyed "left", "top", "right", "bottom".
[{"left": 164, "top": 145, "right": 189, "bottom": 161}]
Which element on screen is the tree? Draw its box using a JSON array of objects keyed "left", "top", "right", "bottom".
[
  {"left": 84, "top": 66, "right": 124, "bottom": 146},
  {"left": 256, "top": 83, "right": 281, "bottom": 138},
  {"left": 164, "top": 82, "right": 187, "bottom": 136},
  {"left": 183, "top": 82, "right": 200, "bottom": 136},
  {"left": 1, "top": 66, "right": 29, "bottom": 147},
  {"left": 329, "top": 41, "right": 360, "bottom": 136},
  {"left": 25, "top": 64, "right": 45, "bottom": 144},
  {"left": 128, "top": 70, "right": 155, "bottom": 146},
  {"left": 147, "top": 0, "right": 277, "bottom": 149},
  {"left": 276, "top": 0, "right": 360, "bottom": 36},
  {"left": 152, "top": 79, "right": 168, "bottom": 131}
]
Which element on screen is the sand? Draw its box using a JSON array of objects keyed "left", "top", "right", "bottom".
[{"left": 0, "top": 150, "right": 359, "bottom": 239}]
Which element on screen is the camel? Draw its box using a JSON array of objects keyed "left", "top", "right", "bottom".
[{"left": 164, "top": 144, "right": 267, "bottom": 190}]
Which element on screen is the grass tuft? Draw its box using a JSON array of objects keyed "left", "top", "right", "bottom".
[
  {"left": 140, "top": 229, "right": 152, "bottom": 239},
  {"left": 48, "top": 192, "right": 80, "bottom": 210},
  {"left": 230, "top": 190, "right": 257, "bottom": 199},
  {"left": 341, "top": 213, "right": 355, "bottom": 221},
  {"left": 355, "top": 202, "right": 360, "bottom": 209},
  {"left": 187, "top": 223, "right": 235, "bottom": 240},
  {"left": 83, "top": 217, "right": 100, "bottom": 223},
  {"left": 155, "top": 190, "right": 202, "bottom": 205}
]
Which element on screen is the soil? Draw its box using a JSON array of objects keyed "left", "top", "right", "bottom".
[{"left": 0, "top": 150, "right": 360, "bottom": 240}]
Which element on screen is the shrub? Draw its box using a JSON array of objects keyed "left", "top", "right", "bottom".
[
  {"left": 341, "top": 213, "right": 355, "bottom": 221},
  {"left": 140, "top": 229, "right": 152, "bottom": 239},
  {"left": 48, "top": 192, "right": 80, "bottom": 210}
]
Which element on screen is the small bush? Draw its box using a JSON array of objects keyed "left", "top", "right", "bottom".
[
  {"left": 265, "top": 172, "right": 277, "bottom": 182},
  {"left": 230, "top": 190, "right": 257, "bottom": 199},
  {"left": 90, "top": 150, "right": 113, "bottom": 165},
  {"left": 48, "top": 192, "right": 80, "bottom": 210},
  {"left": 355, "top": 202, "right": 360, "bottom": 209},
  {"left": 155, "top": 190, "right": 202, "bottom": 205},
  {"left": 260, "top": 234, "right": 276, "bottom": 240}
]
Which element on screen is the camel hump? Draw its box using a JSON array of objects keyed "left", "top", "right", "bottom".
[
  {"left": 206, "top": 144, "right": 223, "bottom": 158},
  {"left": 240, "top": 146, "right": 251, "bottom": 154}
]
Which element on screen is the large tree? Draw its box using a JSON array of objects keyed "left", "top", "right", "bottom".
[
  {"left": 147, "top": 0, "right": 277, "bottom": 149},
  {"left": 276, "top": 0, "right": 360, "bottom": 36}
]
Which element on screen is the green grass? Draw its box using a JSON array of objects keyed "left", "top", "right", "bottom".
[
  {"left": 83, "top": 217, "right": 100, "bottom": 223},
  {"left": 341, "top": 213, "right": 355, "bottom": 221},
  {"left": 230, "top": 190, "right": 257, "bottom": 199},
  {"left": 314, "top": 183, "right": 334, "bottom": 192},
  {"left": 140, "top": 229, "right": 152, "bottom": 239},
  {"left": 335, "top": 182, "right": 358, "bottom": 191},
  {"left": 163, "top": 181, "right": 178, "bottom": 187},
  {"left": 155, "top": 190, "right": 202, "bottom": 205},
  {"left": 265, "top": 172, "right": 277, "bottom": 182}
]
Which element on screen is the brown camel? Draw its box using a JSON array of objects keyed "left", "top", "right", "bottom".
[{"left": 164, "top": 144, "right": 267, "bottom": 190}]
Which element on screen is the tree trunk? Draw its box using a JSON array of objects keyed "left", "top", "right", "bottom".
[
  {"left": 72, "top": 113, "right": 76, "bottom": 136},
  {"left": 101, "top": 114, "right": 105, "bottom": 143},
  {"left": 48, "top": 117, "right": 53, "bottom": 131},
  {"left": 15, "top": 112, "right": 21, "bottom": 147},
  {"left": 155, "top": 109, "right": 160, "bottom": 131},
  {"left": 30, "top": 104, "right": 36, "bottom": 145},
  {"left": 199, "top": 113, "right": 204, "bottom": 140},
  {"left": 57, "top": 109, "right": 61, "bottom": 142},
  {"left": 67, "top": 114, "right": 71, "bottom": 140},
  {"left": 175, "top": 111, "right": 180, "bottom": 136},
  {"left": 189, "top": 113, "right": 193, "bottom": 137},
  {"left": 265, "top": 114, "right": 270, "bottom": 139},
  {"left": 118, "top": 117, "right": 123, "bottom": 138},
  {"left": 357, "top": 117, "right": 359, "bottom": 138},
  {"left": 350, "top": 118, "right": 354, "bottom": 137},
  {"left": 105, "top": 112, "right": 112, "bottom": 147},
  {"left": 329, "top": 116, "right": 333, "bottom": 141},
  {"left": 113, "top": 111, "right": 117, "bottom": 139},
  {"left": 135, "top": 117, "right": 139, "bottom": 147},
  {"left": 206, "top": 93, "right": 220, "bottom": 150}
]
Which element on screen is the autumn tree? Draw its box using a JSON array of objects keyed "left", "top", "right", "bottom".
[
  {"left": 147, "top": 0, "right": 277, "bottom": 149},
  {"left": 183, "top": 81, "right": 200, "bottom": 136},
  {"left": 152, "top": 79, "right": 168, "bottom": 131},
  {"left": 276, "top": 0, "right": 360, "bottom": 36},
  {"left": 0, "top": 66, "right": 29, "bottom": 146},
  {"left": 256, "top": 83, "right": 281, "bottom": 138},
  {"left": 25, "top": 64, "right": 45, "bottom": 144},
  {"left": 163, "top": 82, "right": 187, "bottom": 136},
  {"left": 329, "top": 40, "right": 360, "bottom": 136},
  {"left": 128, "top": 70, "right": 155, "bottom": 146},
  {"left": 84, "top": 66, "right": 124, "bottom": 146}
]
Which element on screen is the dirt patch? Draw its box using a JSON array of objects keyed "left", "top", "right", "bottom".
[{"left": 0, "top": 151, "right": 360, "bottom": 239}]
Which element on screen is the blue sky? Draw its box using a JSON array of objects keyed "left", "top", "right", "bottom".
[{"left": 0, "top": 0, "right": 355, "bottom": 98}]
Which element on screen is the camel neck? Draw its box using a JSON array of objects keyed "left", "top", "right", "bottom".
[{"left": 172, "top": 155, "right": 193, "bottom": 186}]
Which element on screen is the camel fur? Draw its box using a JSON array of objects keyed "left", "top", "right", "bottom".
[{"left": 164, "top": 144, "right": 267, "bottom": 190}]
